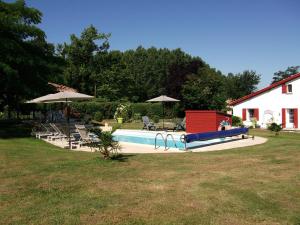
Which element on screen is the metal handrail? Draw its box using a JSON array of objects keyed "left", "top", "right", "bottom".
[
  {"left": 154, "top": 133, "right": 165, "bottom": 149},
  {"left": 165, "top": 134, "right": 177, "bottom": 150},
  {"left": 180, "top": 134, "right": 187, "bottom": 150}
]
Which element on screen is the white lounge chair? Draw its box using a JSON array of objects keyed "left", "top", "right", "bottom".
[
  {"left": 35, "top": 123, "right": 58, "bottom": 139},
  {"left": 74, "top": 124, "right": 100, "bottom": 149}
]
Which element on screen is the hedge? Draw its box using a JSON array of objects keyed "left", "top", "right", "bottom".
[
  {"left": 70, "top": 101, "right": 119, "bottom": 119},
  {"left": 70, "top": 101, "right": 181, "bottom": 120}
]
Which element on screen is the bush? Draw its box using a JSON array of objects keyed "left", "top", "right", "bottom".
[
  {"left": 71, "top": 100, "right": 183, "bottom": 121},
  {"left": 93, "top": 112, "right": 103, "bottom": 122},
  {"left": 147, "top": 104, "right": 163, "bottom": 117},
  {"left": 232, "top": 116, "right": 242, "bottom": 127},
  {"left": 89, "top": 129, "right": 121, "bottom": 159},
  {"left": 152, "top": 115, "right": 160, "bottom": 123},
  {"left": 131, "top": 103, "right": 149, "bottom": 116},
  {"left": 132, "top": 103, "right": 163, "bottom": 118},
  {"left": 71, "top": 101, "right": 119, "bottom": 119},
  {"left": 133, "top": 113, "right": 141, "bottom": 121},
  {"left": 268, "top": 123, "right": 282, "bottom": 135}
]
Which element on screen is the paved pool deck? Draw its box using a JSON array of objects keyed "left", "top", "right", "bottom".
[{"left": 44, "top": 135, "right": 267, "bottom": 154}]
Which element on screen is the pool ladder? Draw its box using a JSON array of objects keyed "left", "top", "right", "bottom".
[{"left": 154, "top": 133, "right": 177, "bottom": 150}]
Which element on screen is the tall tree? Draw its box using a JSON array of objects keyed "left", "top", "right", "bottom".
[
  {"left": 271, "top": 66, "right": 300, "bottom": 84},
  {"left": 0, "top": 0, "right": 61, "bottom": 116},
  {"left": 224, "top": 70, "right": 260, "bottom": 100},
  {"left": 61, "top": 25, "right": 110, "bottom": 95},
  {"left": 91, "top": 47, "right": 207, "bottom": 102},
  {"left": 166, "top": 54, "right": 205, "bottom": 100},
  {"left": 181, "top": 67, "right": 227, "bottom": 110}
]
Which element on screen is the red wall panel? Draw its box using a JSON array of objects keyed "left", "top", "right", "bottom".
[
  {"left": 282, "top": 108, "right": 286, "bottom": 128},
  {"left": 185, "top": 110, "right": 232, "bottom": 133},
  {"left": 254, "top": 108, "right": 259, "bottom": 121},
  {"left": 294, "top": 108, "right": 298, "bottom": 129},
  {"left": 282, "top": 84, "right": 287, "bottom": 93},
  {"left": 242, "top": 109, "right": 246, "bottom": 121}
]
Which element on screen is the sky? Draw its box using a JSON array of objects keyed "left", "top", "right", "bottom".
[{"left": 23, "top": 0, "right": 300, "bottom": 88}]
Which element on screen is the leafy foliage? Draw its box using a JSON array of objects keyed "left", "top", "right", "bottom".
[
  {"left": 225, "top": 70, "right": 261, "bottom": 100},
  {"left": 60, "top": 25, "right": 110, "bottom": 95},
  {"left": 181, "top": 67, "right": 226, "bottom": 110},
  {"left": 271, "top": 66, "right": 300, "bottom": 84},
  {"left": 0, "top": 0, "right": 63, "bottom": 116},
  {"left": 267, "top": 123, "right": 282, "bottom": 135},
  {"left": 0, "top": 1, "right": 263, "bottom": 116},
  {"left": 91, "top": 129, "right": 121, "bottom": 159},
  {"left": 232, "top": 116, "right": 243, "bottom": 127},
  {"left": 93, "top": 111, "right": 103, "bottom": 122},
  {"left": 113, "top": 103, "right": 132, "bottom": 121}
]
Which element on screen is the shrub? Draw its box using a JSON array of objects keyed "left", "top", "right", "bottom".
[
  {"left": 133, "top": 113, "right": 141, "bottom": 121},
  {"left": 71, "top": 100, "right": 183, "bottom": 121},
  {"left": 232, "top": 116, "right": 243, "bottom": 127},
  {"left": 268, "top": 123, "right": 282, "bottom": 135},
  {"left": 147, "top": 104, "right": 163, "bottom": 117},
  {"left": 90, "top": 129, "right": 121, "bottom": 159},
  {"left": 131, "top": 103, "right": 149, "bottom": 116},
  {"left": 152, "top": 115, "right": 160, "bottom": 123},
  {"left": 94, "top": 112, "right": 103, "bottom": 122},
  {"left": 71, "top": 101, "right": 119, "bottom": 119},
  {"left": 83, "top": 114, "right": 92, "bottom": 124}
]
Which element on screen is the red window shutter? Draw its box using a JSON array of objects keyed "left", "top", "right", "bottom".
[
  {"left": 282, "top": 108, "right": 286, "bottom": 128},
  {"left": 282, "top": 84, "right": 287, "bottom": 93},
  {"left": 254, "top": 108, "right": 259, "bottom": 121},
  {"left": 294, "top": 108, "right": 298, "bottom": 128},
  {"left": 242, "top": 109, "right": 246, "bottom": 121}
]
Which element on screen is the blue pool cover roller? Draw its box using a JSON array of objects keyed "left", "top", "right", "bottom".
[{"left": 185, "top": 127, "right": 249, "bottom": 143}]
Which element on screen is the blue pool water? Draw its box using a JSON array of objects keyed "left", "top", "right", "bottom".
[{"left": 113, "top": 129, "right": 233, "bottom": 150}]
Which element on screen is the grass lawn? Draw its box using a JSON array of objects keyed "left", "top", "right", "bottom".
[{"left": 1, "top": 129, "right": 300, "bottom": 225}]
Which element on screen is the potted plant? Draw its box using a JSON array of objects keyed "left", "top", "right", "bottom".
[{"left": 114, "top": 103, "right": 131, "bottom": 124}]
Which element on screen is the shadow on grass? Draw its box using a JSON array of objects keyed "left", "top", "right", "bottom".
[
  {"left": 92, "top": 154, "right": 136, "bottom": 163},
  {"left": 0, "top": 120, "right": 32, "bottom": 139},
  {"left": 110, "top": 154, "right": 136, "bottom": 162}
]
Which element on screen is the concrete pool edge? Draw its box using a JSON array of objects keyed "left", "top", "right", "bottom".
[{"left": 118, "top": 136, "right": 268, "bottom": 154}]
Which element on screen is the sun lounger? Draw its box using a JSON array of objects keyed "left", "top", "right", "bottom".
[
  {"left": 74, "top": 124, "right": 100, "bottom": 148},
  {"left": 142, "top": 116, "right": 156, "bottom": 130},
  {"left": 173, "top": 117, "right": 186, "bottom": 131},
  {"left": 47, "top": 123, "right": 68, "bottom": 141},
  {"left": 34, "top": 123, "right": 58, "bottom": 139}
]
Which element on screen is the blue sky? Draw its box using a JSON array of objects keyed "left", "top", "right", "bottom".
[{"left": 24, "top": 0, "right": 300, "bottom": 88}]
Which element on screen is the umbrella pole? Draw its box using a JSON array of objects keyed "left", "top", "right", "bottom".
[
  {"left": 162, "top": 102, "right": 164, "bottom": 129},
  {"left": 66, "top": 98, "right": 71, "bottom": 149}
]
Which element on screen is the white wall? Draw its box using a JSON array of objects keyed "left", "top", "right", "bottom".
[{"left": 232, "top": 77, "right": 300, "bottom": 129}]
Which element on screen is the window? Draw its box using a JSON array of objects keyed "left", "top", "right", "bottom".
[
  {"left": 287, "top": 84, "right": 293, "bottom": 93},
  {"left": 248, "top": 109, "right": 255, "bottom": 120}
]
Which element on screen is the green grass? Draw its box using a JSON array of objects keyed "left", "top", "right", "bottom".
[{"left": 1, "top": 129, "right": 300, "bottom": 225}]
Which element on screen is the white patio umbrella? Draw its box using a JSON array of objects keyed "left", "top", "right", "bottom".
[
  {"left": 25, "top": 94, "right": 55, "bottom": 103},
  {"left": 147, "top": 95, "right": 180, "bottom": 129},
  {"left": 37, "top": 91, "right": 93, "bottom": 103},
  {"left": 26, "top": 91, "right": 94, "bottom": 148}
]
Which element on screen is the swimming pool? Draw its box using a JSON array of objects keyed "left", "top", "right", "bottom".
[{"left": 113, "top": 129, "right": 234, "bottom": 150}]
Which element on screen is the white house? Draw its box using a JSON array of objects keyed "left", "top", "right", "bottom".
[{"left": 230, "top": 72, "right": 300, "bottom": 130}]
